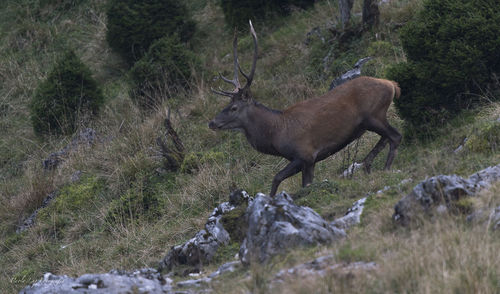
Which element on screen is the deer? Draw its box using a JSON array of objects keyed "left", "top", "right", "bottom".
[{"left": 209, "top": 21, "right": 402, "bottom": 197}]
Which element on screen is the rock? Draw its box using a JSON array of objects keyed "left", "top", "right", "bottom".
[
  {"left": 453, "top": 137, "right": 468, "bottom": 153},
  {"left": 239, "top": 192, "right": 345, "bottom": 265},
  {"left": 341, "top": 162, "right": 364, "bottom": 178},
  {"left": 491, "top": 206, "right": 500, "bottom": 231},
  {"left": 329, "top": 57, "right": 372, "bottom": 90},
  {"left": 176, "top": 277, "right": 211, "bottom": 288},
  {"left": 16, "top": 191, "right": 57, "bottom": 233},
  {"left": 393, "top": 164, "right": 500, "bottom": 225},
  {"left": 71, "top": 170, "right": 82, "bottom": 183},
  {"left": 19, "top": 268, "right": 172, "bottom": 294},
  {"left": 467, "top": 205, "right": 500, "bottom": 231},
  {"left": 271, "top": 255, "right": 376, "bottom": 289},
  {"left": 208, "top": 261, "right": 240, "bottom": 279},
  {"left": 331, "top": 197, "right": 367, "bottom": 230},
  {"left": 159, "top": 190, "right": 249, "bottom": 272},
  {"left": 43, "top": 128, "right": 97, "bottom": 170}
]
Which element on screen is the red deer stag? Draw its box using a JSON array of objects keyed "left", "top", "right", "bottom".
[{"left": 209, "top": 21, "right": 402, "bottom": 197}]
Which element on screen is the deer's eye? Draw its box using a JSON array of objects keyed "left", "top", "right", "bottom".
[{"left": 231, "top": 105, "right": 238, "bottom": 112}]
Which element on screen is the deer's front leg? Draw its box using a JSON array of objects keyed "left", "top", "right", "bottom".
[{"left": 270, "top": 159, "right": 302, "bottom": 197}]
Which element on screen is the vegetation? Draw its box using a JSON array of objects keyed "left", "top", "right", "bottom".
[
  {"left": 30, "top": 50, "right": 104, "bottom": 135},
  {"left": 129, "top": 35, "right": 199, "bottom": 111},
  {"left": 106, "top": 0, "right": 196, "bottom": 65},
  {"left": 1, "top": 0, "right": 499, "bottom": 293},
  {"left": 220, "top": 0, "right": 316, "bottom": 29},
  {"left": 387, "top": 0, "right": 500, "bottom": 139}
]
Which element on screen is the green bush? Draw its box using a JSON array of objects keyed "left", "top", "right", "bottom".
[
  {"left": 106, "top": 0, "right": 195, "bottom": 65},
  {"left": 30, "top": 50, "right": 103, "bottom": 135},
  {"left": 387, "top": 0, "right": 500, "bottom": 139},
  {"left": 129, "top": 35, "right": 198, "bottom": 110},
  {"left": 465, "top": 121, "right": 500, "bottom": 153},
  {"left": 220, "top": 0, "right": 316, "bottom": 30}
]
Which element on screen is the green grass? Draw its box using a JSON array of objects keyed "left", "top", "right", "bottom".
[{"left": 0, "top": 0, "right": 499, "bottom": 293}]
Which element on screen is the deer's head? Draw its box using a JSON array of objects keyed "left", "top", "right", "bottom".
[{"left": 208, "top": 21, "right": 258, "bottom": 131}]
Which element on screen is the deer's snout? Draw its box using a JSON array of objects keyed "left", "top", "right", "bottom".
[{"left": 208, "top": 120, "right": 218, "bottom": 130}]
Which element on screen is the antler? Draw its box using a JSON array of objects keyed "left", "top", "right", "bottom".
[
  {"left": 211, "top": 20, "right": 258, "bottom": 96},
  {"left": 241, "top": 20, "right": 258, "bottom": 89}
]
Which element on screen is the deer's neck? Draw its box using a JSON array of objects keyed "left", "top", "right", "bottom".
[{"left": 243, "top": 102, "right": 283, "bottom": 156}]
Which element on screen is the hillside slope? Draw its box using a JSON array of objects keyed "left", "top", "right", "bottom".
[{"left": 1, "top": 0, "right": 499, "bottom": 293}]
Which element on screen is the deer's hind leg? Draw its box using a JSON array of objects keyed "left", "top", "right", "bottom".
[
  {"left": 364, "top": 118, "right": 402, "bottom": 172},
  {"left": 363, "top": 137, "right": 389, "bottom": 173}
]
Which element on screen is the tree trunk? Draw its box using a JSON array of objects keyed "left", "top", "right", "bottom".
[
  {"left": 362, "top": 0, "right": 380, "bottom": 27},
  {"left": 338, "top": 0, "right": 354, "bottom": 28}
]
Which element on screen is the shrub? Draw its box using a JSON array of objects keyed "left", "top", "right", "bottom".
[
  {"left": 30, "top": 50, "right": 103, "bottom": 135},
  {"left": 106, "top": 0, "right": 195, "bottom": 65},
  {"left": 465, "top": 121, "right": 500, "bottom": 153},
  {"left": 386, "top": 0, "right": 500, "bottom": 139},
  {"left": 220, "top": 0, "right": 316, "bottom": 30},
  {"left": 129, "top": 35, "right": 198, "bottom": 110}
]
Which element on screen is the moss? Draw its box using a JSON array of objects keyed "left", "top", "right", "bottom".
[
  {"left": 180, "top": 151, "right": 225, "bottom": 174},
  {"left": 465, "top": 121, "right": 500, "bottom": 153},
  {"left": 212, "top": 242, "right": 241, "bottom": 265},
  {"left": 337, "top": 242, "right": 375, "bottom": 263},
  {"left": 450, "top": 197, "right": 475, "bottom": 215},
  {"left": 36, "top": 176, "right": 105, "bottom": 239},
  {"left": 221, "top": 202, "right": 248, "bottom": 244},
  {"left": 54, "top": 176, "right": 104, "bottom": 213},
  {"left": 106, "top": 171, "right": 174, "bottom": 224},
  {"left": 12, "top": 267, "right": 37, "bottom": 286}
]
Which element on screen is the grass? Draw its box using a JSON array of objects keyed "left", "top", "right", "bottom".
[{"left": 0, "top": 0, "right": 499, "bottom": 293}]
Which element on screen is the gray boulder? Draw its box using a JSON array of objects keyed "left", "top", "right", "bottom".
[
  {"left": 159, "top": 190, "right": 249, "bottom": 271},
  {"left": 492, "top": 206, "right": 500, "bottom": 231},
  {"left": 331, "top": 197, "right": 367, "bottom": 230},
  {"left": 329, "top": 57, "right": 372, "bottom": 90},
  {"left": 19, "top": 268, "right": 172, "bottom": 294},
  {"left": 394, "top": 164, "right": 500, "bottom": 225},
  {"left": 16, "top": 191, "right": 57, "bottom": 233},
  {"left": 239, "top": 192, "right": 345, "bottom": 265},
  {"left": 43, "top": 128, "right": 97, "bottom": 170}
]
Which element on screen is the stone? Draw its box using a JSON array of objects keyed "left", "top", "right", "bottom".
[
  {"left": 208, "top": 261, "right": 240, "bottom": 278},
  {"left": 341, "top": 162, "right": 364, "bottom": 178},
  {"left": 329, "top": 57, "right": 372, "bottom": 90},
  {"left": 43, "top": 128, "right": 97, "bottom": 170},
  {"left": 19, "top": 268, "right": 172, "bottom": 294},
  {"left": 491, "top": 206, "right": 500, "bottom": 231},
  {"left": 393, "top": 164, "right": 500, "bottom": 225},
  {"left": 331, "top": 197, "right": 367, "bottom": 230},
  {"left": 239, "top": 192, "right": 345, "bottom": 265},
  {"left": 16, "top": 191, "right": 57, "bottom": 233},
  {"left": 159, "top": 190, "right": 249, "bottom": 271}
]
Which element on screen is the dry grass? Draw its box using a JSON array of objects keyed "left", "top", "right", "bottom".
[{"left": 1, "top": 0, "right": 499, "bottom": 293}]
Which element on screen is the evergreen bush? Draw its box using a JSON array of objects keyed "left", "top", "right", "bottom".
[
  {"left": 386, "top": 0, "right": 500, "bottom": 139},
  {"left": 220, "top": 0, "right": 316, "bottom": 30},
  {"left": 30, "top": 50, "right": 103, "bottom": 135},
  {"left": 129, "top": 35, "right": 198, "bottom": 110},
  {"left": 106, "top": 0, "right": 195, "bottom": 65}
]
